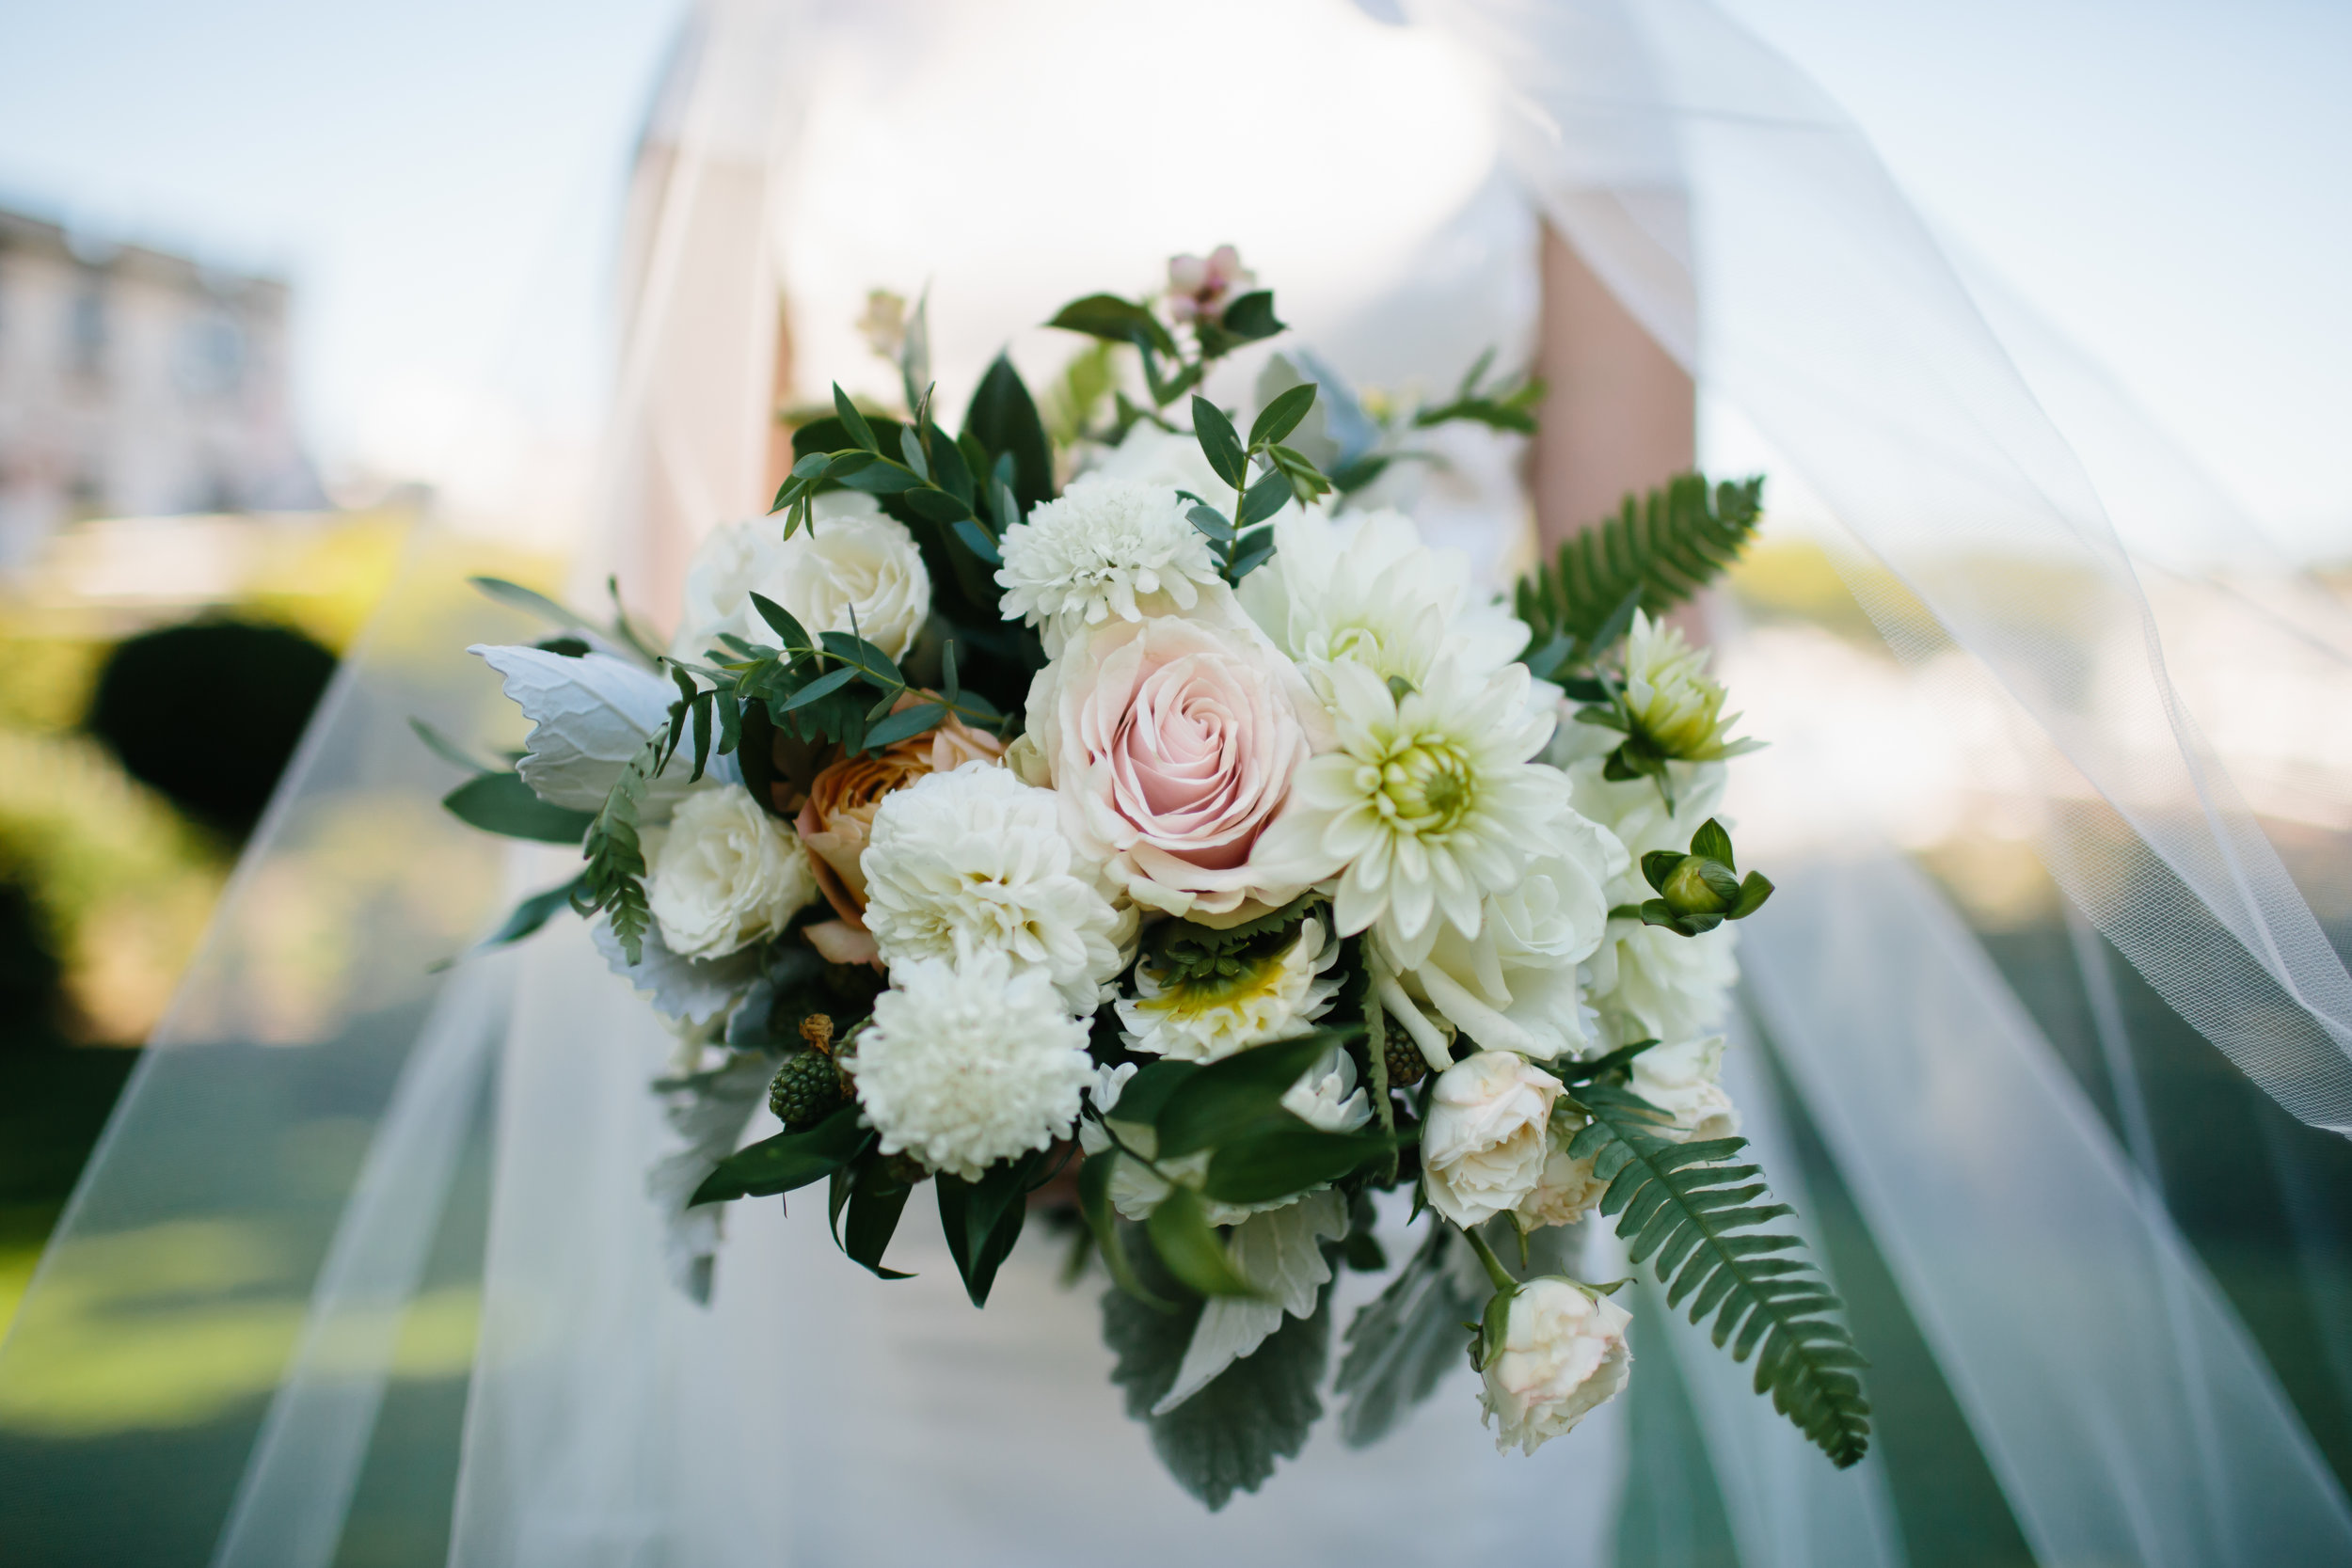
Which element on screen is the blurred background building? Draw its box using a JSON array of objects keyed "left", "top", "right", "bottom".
[{"left": 0, "top": 205, "right": 322, "bottom": 565}]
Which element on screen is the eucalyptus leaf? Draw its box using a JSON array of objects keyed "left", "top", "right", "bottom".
[{"left": 440, "top": 771, "right": 596, "bottom": 844}]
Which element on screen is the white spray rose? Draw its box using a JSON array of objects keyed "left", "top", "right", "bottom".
[
  {"left": 644, "top": 786, "right": 819, "bottom": 958},
  {"left": 1480, "top": 1279, "right": 1633, "bottom": 1454},
  {"left": 1515, "top": 1113, "right": 1607, "bottom": 1230},
  {"left": 1629, "top": 1035, "right": 1740, "bottom": 1143},
  {"left": 670, "top": 492, "right": 930, "bottom": 662},
  {"left": 1421, "top": 1051, "right": 1565, "bottom": 1227}
]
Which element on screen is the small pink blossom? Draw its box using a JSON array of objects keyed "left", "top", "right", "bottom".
[{"left": 1167, "top": 245, "right": 1255, "bottom": 325}]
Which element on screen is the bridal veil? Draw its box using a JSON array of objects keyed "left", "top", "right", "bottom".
[{"left": 2, "top": 0, "right": 2348, "bottom": 1562}]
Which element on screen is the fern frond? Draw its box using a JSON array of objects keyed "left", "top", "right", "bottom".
[
  {"left": 1567, "top": 1080, "right": 1870, "bottom": 1468},
  {"left": 1516, "top": 474, "right": 1763, "bottom": 653},
  {"left": 580, "top": 734, "right": 661, "bottom": 963}
]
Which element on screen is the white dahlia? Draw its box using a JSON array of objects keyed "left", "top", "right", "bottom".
[
  {"left": 1254, "top": 657, "right": 1559, "bottom": 951},
  {"left": 1374, "top": 806, "right": 1622, "bottom": 1063},
  {"left": 995, "top": 477, "right": 1223, "bottom": 651},
  {"left": 1621, "top": 610, "right": 1757, "bottom": 763},
  {"left": 852, "top": 955, "right": 1094, "bottom": 1180},
  {"left": 1118, "top": 917, "right": 1343, "bottom": 1063},
  {"left": 861, "top": 762, "right": 1130, "bottom": 1014},
  {"left": 1235, "top": 506, "right": 1527, "bottom": 689}
]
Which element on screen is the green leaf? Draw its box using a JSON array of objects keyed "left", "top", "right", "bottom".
[
  {"left": 830, "top": 1156, "right": 916, "bottom": 1280},
  {"left": 861, "top": 702, "right": 946, "bottom": 751},
  {"left": 937, "top": 1149, "right": 1047, "bottom": 1307},
  {"left": 1515, "top": 474, "right": 1764, "bottom": 653},
  {"left": 1570, "top": 1081, "right": 1870, "bottom": 1467},
  {"left": 962, "top": 353, "right": 1054, "bottom": 513},
  {"left": 409, "top": 717, "right": 499, "bottom": 775},
  {"left": 1186, "top": 503, "right": 1234, "bottom": 544},
  {"left": 747, "top": 592, "right": 809, "bottom": 651},
  {"left": 897, "top": 424, "right": 930, "bottom": 483},
  {"left": 1692, "top": 817, "right": 1735, "bottom": 869},
  {"left": 780, "top": 664, "right": 861, "bottom": 711},
  {"left": 469, "top": 575, "right": 602, "bottom": 636},
  {"left": 1112, "top": 1061, "right": 1201, "bottom": 1126},
  {"left": 1643, "top": 849, "right": 1686, "bottom": 895},
  {"left": 1189, "top": 396, "right": 1248, "bottom": 490},
  {"left": 832, "top": 384, "right": 878, "bottom": 451},
  {"left": 691, "top": 1104, "right": 869, "bottom": 1204},
  {"left": 1227, "top": 529, "right": 1278, "bottom": 583},
  {"left": 1730, "top": 872, "right": 1775, "bottom": 920},
  {"left": 1200, "top": 1124, "right": 1392, "bottom": 1207},
  {"left": 440, "top": 771, "right": 595, "bottom": 844},
  {"left": 1153, "top": 1030, "right": 1349, "bottom": 1158},
  {"left": 1248, "top": 383, "right": 1317, "bottom": 449},
  {"left": 1236, "top": 470, "right": 1291, "bottom": 530},
  {"left": 900, "top": 487, "right": 973, "bottom": 524},
  {"left": 1334, "top": 1224, "right": 1483, "bottom": 1447},
  {"left": 469, "top": 873, "right": 586, "bottom": 953},
  {"left": 1048, "top": 293, "right": 1177, "bottom": 356},
  {"left": 1080, "top": 1149, "right": 1179, "bottom": 1311},
  {"left": 1216, "top": 290, "right": 1283, "bottom": 343},
  {"left": 950, "top": 518, "right": 1003, "bottom": 565},
  {"left": 1145, "top": 1186, "right": 1261, "bottom": 1298},
  {"left": 1102, "top": 1233, "right": 1330, "bottom": 1510}
]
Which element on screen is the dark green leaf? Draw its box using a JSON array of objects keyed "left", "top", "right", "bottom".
[
  {"left": 1154, "top": 1031, "right": 1349, "bottom": 1158},
  {"left": 1200, "top": 1124, "right": 1391, "bottom": 1207},
  {"left": 474, "top": 874, "right": 587, "bottom": 951},
  {"left": 1103, "top": 1233, "right": 1329, "bottom": 1510},
  {"left": 951, "top": 518, "right": 1003, "bottom": 565},
  {"left": 1111, "top": 1061, "right": 1200, "bottom": 1126},
  {"left": 833, "top": 384, "right": 879, "bottom": 451},
  {"left": 937, "top": 1150, "right": 1045, "bottom": 1307},
  {"left": 1643, "top": 850, "right": 1686, "bottom": 895},
  {"left": 1691, "top": 817, "right": 1734, "bottom": 868},
  {"left": 780, "top": 664, "right": 861, "bottom": 711},
  {"left": 861, "top": 702, "right": 946, "bottom": 751},
  {"left": 1227, "top": 530, "right": 1278, "bottom": 583},
  {"left": 1145, "top": 1186, "right": 1261, "bottom": 1298},
  {"left": 1048, "top": 293, "right": 1177, "bottom": 356},
  {"left": 1216, "top": 291, "right": 1283, "bottom": 343},
  {"left": 962, "top": 354, "right": 1054, "bottom": 513},
  {"left": 1730, "top": 872, "right": 1774, "bottom": 920},
  {"left": 441, "top": 771, "right": 595, "bottom": 844},
  {"left": 1236, "top": 470, "right": 1291, "bottom": 530},
  {"left": 748, "top": 592, "right": 809, "bottom": 650},
  {"left": 901, "top": 487, "right": 973, "bottom": 524},
  {"left": 1081, "top": 1149, "right": 1179, "bottom": 1311},
  {"left": 1190, "top": 396, "right": 1248, "bottom": 490},
  {"left": 691, "top": 1104, "right": 869, "bottom": 1204},
  {"left": 832, "top": 1156, "right": 916, "bottom": 1279},
  {"left": 1248, "top": 383, "right": 1317, "bottom": 449}
]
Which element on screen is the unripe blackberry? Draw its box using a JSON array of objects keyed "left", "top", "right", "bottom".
[
  {"left": 880, "top": 1150, "right": 931, "bottom": 1186},
  {"left": 769, "top": 1048, "right": 846, "bottom": 1130},
  {"left": 1382, "top": 1030, "right": 1429, "bottom": 1090}
]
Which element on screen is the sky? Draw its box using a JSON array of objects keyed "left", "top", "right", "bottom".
[{"left": 0, "top": 0, "right": 2345, "bottom": 554}]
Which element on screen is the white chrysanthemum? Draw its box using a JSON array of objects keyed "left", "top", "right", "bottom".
[
  {"left": 1253, "top": 657, "right": 1559, "bottom": 950},
  {"left": 1374, "top": 807, "right": 1623, "bottom": 1064},
  {"left": 1235, "top": 506, "right": 1527, "bottom": 689},
  {"left": 862, "top": 763, "right": 1130, "bottom": 1014},
  {"left": 1118, "top": 917, "right": 1343, "bottom": 1062},
  {"left": 853, "top": 955, "right": 1094, "bottom": 1180},
  {"left": 1621, "top": 610, "right": 1758, "bottom": 763},
  {"left": 669, "top": 492, "right": 930, "bottom": 662},
  {"left": 995, "top": 477, "right": 1223, "bottom": 649},
  {"left": 644, "top": 785, "right": 819, "bottom": 958}
]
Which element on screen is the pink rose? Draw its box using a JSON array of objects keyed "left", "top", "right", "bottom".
[{"left": 1025, "top": 611, "right": 1331, "bottom": 919}]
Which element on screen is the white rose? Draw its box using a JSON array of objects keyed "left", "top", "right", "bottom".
[
  {"left": 1515, "top": 1115, "right": 1607, "bottom": 1230},
  {"left": 1421, "top": 1051, "right": 1564, "bottom": 1227},
  {"left": 645, "top": 786, "right": 819, "bottom": 958},
  {"left": 1480, "top": 1278, "right": 1633, "bottom": 1454},
  {"left": 1629, "top": 1035, "right": 1740, "bottom": 1143},
  {"left": 670, "top": 492, "right": 930, "bottom": 662}
]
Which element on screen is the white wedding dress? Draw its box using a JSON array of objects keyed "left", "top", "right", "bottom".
[{"left": 5, "top": 2, "right": 2351, "bottom": 1564}]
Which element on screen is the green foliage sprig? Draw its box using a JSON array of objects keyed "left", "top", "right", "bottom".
[
  {"left": 1517, "top": 474, "right": 1764, "bottom": 682},
  {"left": 1411, "top": 347, "right": 1545, "bottom": 435},
  {"left": 1566, "top": 1081, "right": 1870, "bottom": 1467}
]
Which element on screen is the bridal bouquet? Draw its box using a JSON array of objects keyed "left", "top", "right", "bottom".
[{"left": 437, "top": 253, "right": 1867, "bottom": 1507}]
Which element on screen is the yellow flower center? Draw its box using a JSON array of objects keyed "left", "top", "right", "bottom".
[{"left": 1365, "top": 735, "right": 1476, "bottom": 837}]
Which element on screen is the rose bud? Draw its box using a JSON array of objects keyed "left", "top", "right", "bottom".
[{"left": 1478, "top": 1277, "right": 1633, "bottom": 1455}]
